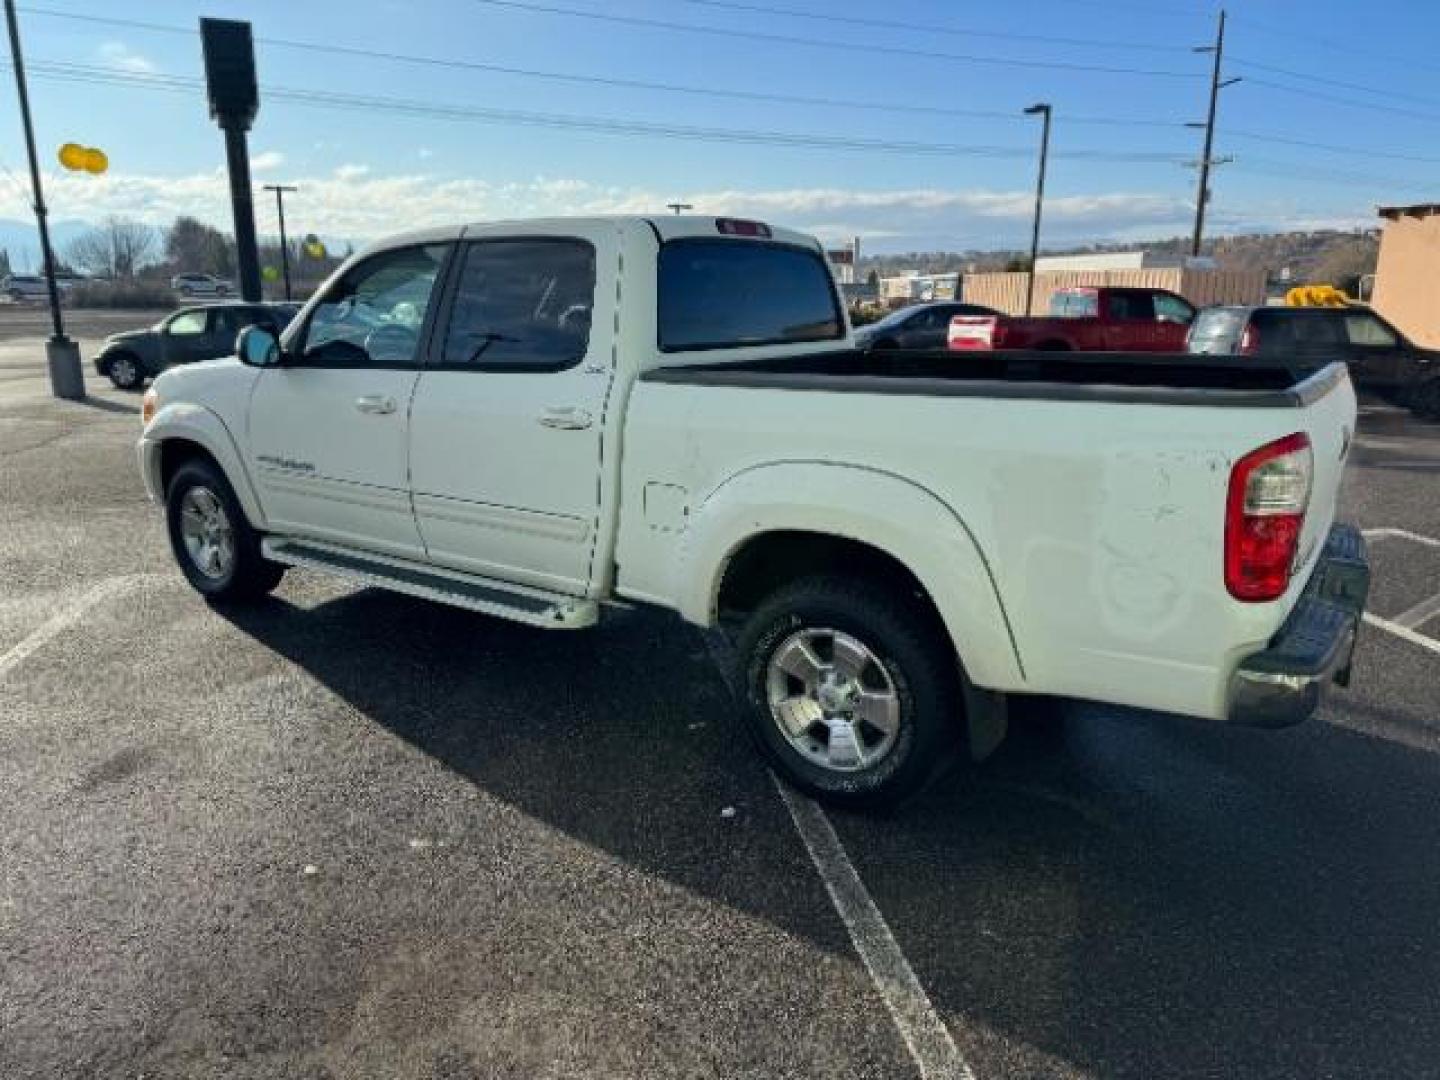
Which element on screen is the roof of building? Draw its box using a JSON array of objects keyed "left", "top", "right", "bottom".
[{"left": 1378, "top": 204, "right": 1440, "bottom": 221}]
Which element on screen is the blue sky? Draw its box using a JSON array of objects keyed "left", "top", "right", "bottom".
[{"left": 2, "top": 0, "right": 1438, "bottom": 255}]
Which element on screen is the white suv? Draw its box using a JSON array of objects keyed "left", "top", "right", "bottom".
[{"left": 170, "top": 272, "right": 232, "bottom": 298}]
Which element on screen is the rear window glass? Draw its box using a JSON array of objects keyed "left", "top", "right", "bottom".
[{"left": 658, "top": 239, "right": 842, "bottom": 351}]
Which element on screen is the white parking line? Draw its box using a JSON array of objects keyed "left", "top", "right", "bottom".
[
  {"left": 1363, "top": 527, "right": 1440, "bottom": 549},
  {"left": 0, "top": 575, "right": 157, "bottom": 682},
  {"left": 1363, "top": 613, "right": 1440, "bottom": 658},
  {"left": 773, "top": 778, "right": 974, "bottom": 1080},
  {"left": 1392, "top": 592, "right": 1440, "bottom": 631}
]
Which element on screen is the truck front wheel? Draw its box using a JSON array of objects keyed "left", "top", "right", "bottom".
[
  {"left": 165, "top": 458, "right": 285, "bottom": 603},
  {"left": 734, "top": 576, "right": 961, "bottom": 809}
]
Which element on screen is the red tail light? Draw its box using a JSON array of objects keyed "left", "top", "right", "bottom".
[
  {"left": 1225, "top": 433, "right": 1313, "bottom": 601},
  {"left": 1239, "top": 324, "right": 1258, "bottom": 354}
]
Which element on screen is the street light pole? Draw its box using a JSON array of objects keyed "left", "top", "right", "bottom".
[
  {"left": 1023, "top": 102, "right": 1052, "bottom": 318},
  {"left": 4, "top": 0, "right": 83, "bottom": 399},
  {"left": 264, "top": 183, "right": 296, "bottom": 300}
]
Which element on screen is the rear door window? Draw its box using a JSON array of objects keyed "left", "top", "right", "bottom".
[
  {"left": 439, "top": 238, "right": 596, "bottom": 370},
  {"left": 658, "top": 240, "right": 842, "bottom": 351}
]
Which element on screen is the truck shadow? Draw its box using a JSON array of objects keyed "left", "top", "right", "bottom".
[{"left": 222, "top": 589, "right": 1440, "bottom": 1078}]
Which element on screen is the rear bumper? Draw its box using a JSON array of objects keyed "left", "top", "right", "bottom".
[{"left": 1227, "top": 524, "right": 1370, "bottom": 728}]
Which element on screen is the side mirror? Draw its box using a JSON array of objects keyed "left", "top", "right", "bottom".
[{"left": 237, "top": 325, "right": 281, "bottom": 368}]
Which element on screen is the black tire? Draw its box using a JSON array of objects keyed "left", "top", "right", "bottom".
[
  {"left": 734, "top": 576, "right": 962, "bottom": 810},
  {"left": 106, "top": 352, "right": 144, "bottom": 391},
  {"left": 1411, "top": 378, "right": 1440, "bottom": 421},
  {"left": 165, "top": 457, "right": 284, "bottom": 603}
]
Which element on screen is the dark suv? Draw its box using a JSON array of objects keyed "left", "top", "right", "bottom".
[
  {"left": 94, "top": 302, "right": 294, "bottom": 390},
  {"left": 1189, "top": 304, "right": 1440, "bottom": 418}
]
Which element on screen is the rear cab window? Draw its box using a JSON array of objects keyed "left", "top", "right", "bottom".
[{"left": 658, "top": 239, "right": 843, "bottom": 352}]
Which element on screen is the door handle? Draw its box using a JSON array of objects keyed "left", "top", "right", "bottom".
[
  {"left": 355, "top": 394, "right": 397, "bottom": 415},
  {"left": 538, "top": 407, "right": 593, "bottom": 430}
]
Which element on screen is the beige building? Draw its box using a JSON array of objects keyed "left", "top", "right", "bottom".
[{"left": 1373, "top": 204, "right": 1440, "bottom": 347}]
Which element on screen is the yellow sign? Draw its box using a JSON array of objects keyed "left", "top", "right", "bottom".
[
  {"left": 1285, "top": 285, "right": 1350, "bottom": 308},
  {"left": 302, "top": 234, "right": 327, "bottom": 259},
  {"left": 57, "top": 143, "right": 108, "bottom": 174}
]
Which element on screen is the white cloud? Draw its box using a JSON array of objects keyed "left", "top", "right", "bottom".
[
  {"left": 250, "top": 151, "right": 285, "bottom": 171},
  {"left": 417, "top": 148, "right": 434, "bottom": 160},
  {"left": 97, "top": 41, "right": 157, "bottom": 75},
  {"left": 0, "top": 169, "right": 1350, "bottom": 253}
]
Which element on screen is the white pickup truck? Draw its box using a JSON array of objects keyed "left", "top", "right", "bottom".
[{"left": 139, "top": 215, "right": 1371, "bottom": 807}]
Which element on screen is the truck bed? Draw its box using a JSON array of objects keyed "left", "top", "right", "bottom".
[{"left": 643, "top": 349, "right": 1343, "bottom": 409}]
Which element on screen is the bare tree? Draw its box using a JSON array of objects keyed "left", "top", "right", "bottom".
[{"left": 66, "top": 216, "right": 158, "bottom": 279}]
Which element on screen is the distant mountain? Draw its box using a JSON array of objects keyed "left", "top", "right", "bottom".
[{"left": 0, "top": 218, "right": 97, "bottom": 271}]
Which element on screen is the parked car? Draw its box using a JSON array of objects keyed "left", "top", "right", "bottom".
[
  {"left": 854, "top": 301, "right": 1001, "bottom": 351},
  {"left": 138, "top": 215, "right": 1368, "bottom": 809},
  {"left": 948, "top": 286, "right": 1197, "bottom": 352},
  {"left": 3, "top": 274, "right": 50, "bottom": 302},
  {"left": 94, "top": 302, "right": 293, "bottom": 390},
  {"left": 170, "top": 272, "right": 233, "bottom": 298},
  {"left": 1188, "top": 304, "right": 1440, "bottom": 418}
]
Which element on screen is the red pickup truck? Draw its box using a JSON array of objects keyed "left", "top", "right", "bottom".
[{"left": 948, "top": 286, "right": 1197, "bottom": 352}]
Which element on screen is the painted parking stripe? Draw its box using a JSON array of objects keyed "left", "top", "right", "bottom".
[
  {"left": 1363, "top": 527, "right": 1440, "bottom": 549},
  {"left": 0, "top": 575, "right": 158, "bottom": 682},
  {"left": 1392, "top": 592, "right": 1440, "bottom": 632},
  {"left": 773, "top": 778, "right": 975, "bottom": 1080},
  {"left": 1363, "top": 612, "right": 1440, "bottom": 658}
]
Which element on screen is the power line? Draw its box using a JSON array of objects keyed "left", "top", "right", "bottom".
[
  {"left": 5, "top": 59, "right": 1194, "bottom": 163},
  {"left": 14, "top": 5, "right": 1188, "bottom": 129},
  {"left": 1228, "top": 12, "right": 1440, "bottom": 76},
  {"left": 1240, "top": 75, "right": 1440, "bottom": 126},
  {"left": 1229, "top": 55, "right": 1440, "bottom": 109},
  {"left": 15, "top": 57, "right": 1429, "bottom": 196},
  {"left": 1226, "top": 130, "right": 1440, "bottom": 167},
  {"left": 670, "top": 0, "right": 1194, "bottom": 53},
  {"left": 466, "top": 0, "right": 1205, "bottom": 78}
]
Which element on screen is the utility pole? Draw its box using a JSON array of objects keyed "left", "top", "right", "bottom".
[
  {"left": 264, "top": 183, "right": 296, "bottom": 300},
  {"left": 666, "top": 202, "right": 693, "bottom": 215},
  {"left": 1189, "top": 9, "right": 1240, "bottom": 257},
  {"left": 1023, "top": 102, "right": 1052, "bottom": 317},
  {"left": 4, "top": 0, "right": 83, "bottom": 399}
]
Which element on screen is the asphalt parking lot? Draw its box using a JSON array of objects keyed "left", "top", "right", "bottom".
[{"left": 3, "top": 312, "right": 1439, "bottom": 1079}]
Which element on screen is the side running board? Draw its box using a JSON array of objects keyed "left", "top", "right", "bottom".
[{"left": 262, "top": 538, "right": 599, "bottom": 630}]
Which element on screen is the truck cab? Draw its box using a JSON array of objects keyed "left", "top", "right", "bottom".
[{"left": 949, "top": 286, "right": 1196, "bottom": 352}]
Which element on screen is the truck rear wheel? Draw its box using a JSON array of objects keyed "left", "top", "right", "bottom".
[
  {"left": 165, "top": 458, "right": 284, "bottom": 603},
  {"left": 733, "top": 576, "right": 961, "bottom": 809}
]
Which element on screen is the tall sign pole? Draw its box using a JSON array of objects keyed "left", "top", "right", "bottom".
[
  {"left": 4, "top": 0, "right": 83, "bottom": 399},
  {"left": 264, "top": 183, "right": 296, "bottom": 300},
  {"left": 200, "top": 18, "right": 262, "bottom": 302},
  {"left": 1189, "top": 10, "right": 1239, "bottom": 257}
]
